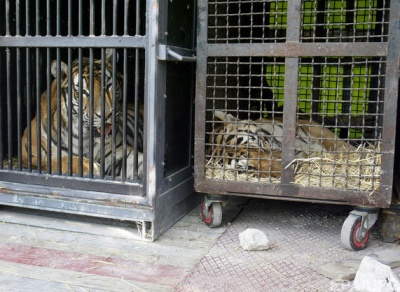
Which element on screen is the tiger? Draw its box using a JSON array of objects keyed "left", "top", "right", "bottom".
[
  {"left": 92, "top": 103, "right": 144, "bottom": 180},
  {"left": 207, "top": 111, "right": 355, "bottom": 178},
  {"left": 21, "top": 49, "right": 144, "bottom": 179}
]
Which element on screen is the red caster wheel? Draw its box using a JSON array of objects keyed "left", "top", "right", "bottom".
[
  {"left": 341, "top": 214, "right": 371, "bottom": 251},
  {"left": 201, "top": 199, "right": 222, "bottom": 228}
]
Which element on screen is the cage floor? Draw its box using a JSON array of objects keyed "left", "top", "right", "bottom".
[{"left": 176, "top": 199, "right": 400, "bottom": 292}]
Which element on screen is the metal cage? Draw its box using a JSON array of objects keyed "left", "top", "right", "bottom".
[
  {"left": 0, "top": 0, "right": 198, "bottom": 241},
  {"left": 195, "top": 0, "right": 400, "bottom": 248}
]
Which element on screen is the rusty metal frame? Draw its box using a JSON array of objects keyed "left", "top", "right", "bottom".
[{"left": 194, "top": 0, "right": 400, "bottom": 208}]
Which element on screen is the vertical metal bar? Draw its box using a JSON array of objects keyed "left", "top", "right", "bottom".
[
  {"left": 46, "top": 0, "right": 50, "bottom": 34},
  {"left": 122, "top": 48, "right": 128, "bottom": 181},
  {"left": 281, "top": 0, "right": 301, "bottom": 184},
  {"left": 56, "top": 50, "right": 62, "bottom": 174},
  {"left": 89, "top": 0, "right": 95, "bottom": 177},
  {"left": 282, "top": 58, "right": 299, "bottom": 184},
  {"left": 16, "top": 0, "right": 20, "bottom": 36},
  {"left": 380, "top": 0, "right": 400, "bottom": 204},
  {"left": 25, "top": 0, "right": 31, "bottom": 36},
  {"left": 25, "top": 0, "right": 32, "bottom": 171},
  {"left": 36, "top": 0, "right": 42, "bottom": 172},
  {"left": 101, "top": 0, "right": 106, "bottom": 35},
  {"left": 67, "top": 0, "right": 72, "bottom": 35},
  {"left": 77, "top": 0, "right": 83, "bottom": 176},
  {"left": 67, "top": 50, "right": 73, "bottom": 175},
  {"left": 89, "top": 49, "right": 94, "bottom": 177},
  {"left": 100, "top": 48, "right": 106, "bottom": 177},
  {"left": 368, "top": 0, "right": 387, "bottom": 117},
  {"left": 46, "top": 0, "right": 52, "bottom": 173},
  {"left": 56, "top": 0, "right": 61, "bottom": 174},
  {"left": 5, "top": 1, "right": 11, "bottom": 168},
  {"left": 25, "top": 56, "right": 32, "bottom": 170},
  {"left": 100, "top": 3, "right": 106, "bottom": 178},
  {"left": 194, "top": 0, "right": 208, "bottom": 183},
  {"left": 56, "top": 0, "right": 60, "bottom": 36},
  {"left": 1, "top": 1, "right": 10, "bottom": 169},
  {"left": 16, "top": 0, "right": 22, "bottom": 169},
  {"left": 46, "top": 50, "right": 51, "bottom": 173},
  {"left": 113, "top": 0, "right": 117, "bottom": 35},
  {"left": 6, "top": 48, "right": 12, "bottom": 169},
  {"left": 16, "top": 47, "right": 22, "bottom": 170},
  {"left": 134, "top": 0, "right": 142, "bottom": 180},
  {"left": 121, "top": 0, "right": 129, "bottom": 180},
  {"left": 136, "top": 0, "right": 141, "bottom": 35},
  {"left": 90, "top": 0, "right": 95, "bottom": 36},
  {"left": 111, "top": 48, "right": 117, "bottom": 179},
  {"left": 286, "top": 1, "right": 301, "bottom": 40},
  {"left": 78, "top": 48, "right": 83, "bottom": 176},
  {"left": 146, "top": 0, "right": 160, "bottom": 200},
  {"left": 124, "top": 0, "right": 129, "bottom": 36},
  {"left": 67, "top": 0, "right": 73, "bottom": 175},
  {"left": 78, "top": 0, "right": 82, "bottom": 36},
  {"left": 111, "top": 0, "right": 118, "bottom": 179},
  {"left": 25, "top": 0, "right": 30, "bottom": 34},
  {"left": 5, "top": 0, "right": 10, "bottom": 36},
  {"left": 134, "top": 49, "right": 140, "bottom": 180}
]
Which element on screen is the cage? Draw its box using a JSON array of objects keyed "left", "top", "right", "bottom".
[
  {"left": 0, "top": 0, "right": 198, "bottom": 241},
  {"left": 194, "top": 0, "right": 400, "bottom": 250}
]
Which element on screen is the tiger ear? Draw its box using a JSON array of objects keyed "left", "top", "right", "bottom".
[{"left": 51, "top": 60, "right": 68, "bottom": 79}]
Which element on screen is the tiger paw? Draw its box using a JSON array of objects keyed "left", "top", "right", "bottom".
[
  {"left": 79, "top": 158, "right": 100, "bottom": 177},
  {"left": 92, "top": 162, "right": 101, "bottom": 176}
]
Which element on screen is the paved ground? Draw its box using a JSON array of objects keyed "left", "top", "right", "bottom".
[
  {"left": 177, "top": 199, "right": 400, "bottom": 291},
  {"left": 0, "top": 198, "right": 399, "bottom": 291}
]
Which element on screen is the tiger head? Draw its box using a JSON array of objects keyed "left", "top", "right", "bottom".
[{"left": 50, "top": 49, "right": 122, "bottom": 140}]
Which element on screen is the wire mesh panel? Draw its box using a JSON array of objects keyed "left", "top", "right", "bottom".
[
  {"left": 205, "top": 56, "right": 285, "bottom": 183},
  {"left": 0, "top": 1, "right": 146, "bottom": 193},
  {"left": 300, "top": 0, "right": 390, "bottom": 42},
  {"left": 296, "top": 57, "right": 384, "bottom": 191},
  {"left": 208, "top": 0, "right": 288, "bottom": 43},
  {"left": 195, "top": 0, "right": 399, "bottom": 207}
]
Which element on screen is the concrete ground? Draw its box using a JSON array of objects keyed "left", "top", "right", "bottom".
[{"left": 0, "top": 198, "right": 399, "bottom": 291}]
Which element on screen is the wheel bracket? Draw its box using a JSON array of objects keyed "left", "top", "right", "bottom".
[{"left": 349, "top": 209, "right": 378, "bottom": 242}]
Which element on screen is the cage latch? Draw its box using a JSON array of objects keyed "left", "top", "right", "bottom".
[{"left": 158, "top": 45, "right": 196, "bottom": 62}]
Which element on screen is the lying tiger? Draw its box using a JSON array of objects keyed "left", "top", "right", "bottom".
[
  {"left": 207, "top": 111, "right": 355, "bottom": 178},
  {"left": 21, "top": 49, "right": 144, "bottom": 179}
]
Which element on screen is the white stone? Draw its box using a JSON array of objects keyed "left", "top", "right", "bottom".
[
  {"left": 352, "top": 256, "right": 400, "bottom": 292},
  {"left": 239, "top": 228, "right": 270, "bottom": 251}
]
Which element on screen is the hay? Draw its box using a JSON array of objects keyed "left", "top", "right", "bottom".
[
  {"left": 292, "top": 143, "right": 381, "bottom": 192},
  {"left": 205, "top": 143, "right": 381, "bottom": 192},
  {"left": 205, "top": 158, "right": 281, "bottom": 184}
]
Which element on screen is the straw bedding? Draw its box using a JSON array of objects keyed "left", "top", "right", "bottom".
[{"left": 205, "top": 143, "right": 381, "bottom": 192}]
